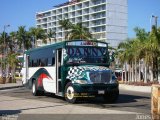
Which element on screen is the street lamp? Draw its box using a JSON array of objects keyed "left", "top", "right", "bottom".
[
  {"left": 2, "top": 24, "right": 10, "bottom": 82},
  {"left": 152, "top": 15, "right": 158, "bottom": 28},
  {"left": 150, "top": 15, "right": 158, "bottom": 30}
]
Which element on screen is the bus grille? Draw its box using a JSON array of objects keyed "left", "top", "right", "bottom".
[{"left": 89, "top": 71, "right": 111, "bottom": 83}]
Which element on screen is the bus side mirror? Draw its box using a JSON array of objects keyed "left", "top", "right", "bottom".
[{"left": 102, "top": 51, "right": 109, "bottom": 63}]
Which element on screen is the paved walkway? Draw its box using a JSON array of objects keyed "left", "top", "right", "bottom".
[
  {"left": 119, "top": 84, "right": 152, "bottom": 93},
  {"left": 0, "top": 80, "right": 23, "bottom": 90}
]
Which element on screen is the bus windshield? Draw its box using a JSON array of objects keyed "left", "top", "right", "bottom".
[{"left": 65, "top": 46, "right": 108, "bottom": 64}]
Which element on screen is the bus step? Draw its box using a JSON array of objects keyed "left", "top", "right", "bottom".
[{"left": 55, "top": 92, "right": 62, "bottom": 97}]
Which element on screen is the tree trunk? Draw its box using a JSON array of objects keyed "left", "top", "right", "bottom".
[
  {"left": 129, "top": 64, "right": 131, "bottom": 83},
  {"left": 153, "top": 57, "right": 158, "bottom": 81},
  {"left": 11, "top": 67, "right": 16, "bottom": 83},
  {"left": 125, "top": 70, "right": 127, "bottom": 83},
  {"left": 149, "top": 66, "right": 154, "bottom": 82},
  {"left": 134, "top": 58, "right": 137, "bottom": 82},
  {"left": 125, "top": 63, "right": 127, "bottom": 83},
  {"left": 132, "top": 62, "right": 134, "bottom": 82},
  {"left": 144, "top": 62, "right": 147, "bottom": 83},
  {"left": 138, "top": 60, "right": 141, "bottom": 82},
  {"left": 122, "top": 67, "right": 124, "bottom": 82}
]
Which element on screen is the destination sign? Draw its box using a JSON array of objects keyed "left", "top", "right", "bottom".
[
  {"left": 66, "top": 47, "right": 106, "bottom": 57},
  {"left": 66, "top": 41, "right": 107, "bottom": 47}
]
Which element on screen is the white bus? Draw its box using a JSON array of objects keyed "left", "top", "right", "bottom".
[{"left": 21, "top": 40, "right": 119, "bottom": 103}]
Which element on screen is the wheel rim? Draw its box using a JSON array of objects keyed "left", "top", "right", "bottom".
[
  {"left": 32, "top": 82, "right": 36, "bottom": 94},
  {"left": 66, "top": 86, "right": 74, "bottom": 100}
]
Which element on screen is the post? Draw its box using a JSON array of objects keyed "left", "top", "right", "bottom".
[
  {"left": 151, "top": 15, "right": 158, "bottom": 29},
  {"left": 151, "top": 85, "right": 160, "bottom": 119}
]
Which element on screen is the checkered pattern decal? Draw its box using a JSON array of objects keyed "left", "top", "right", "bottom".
[{"left": 66, "top": 66, "right": 109, "bottom": 80}]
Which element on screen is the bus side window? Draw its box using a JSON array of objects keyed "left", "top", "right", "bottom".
[
  {"left": 38, "top": 59, "right": 41, "bottom": 66},
  {"left": 48, "top": 57, "right": 54, "bottom": 66},
  {"left": 41, "top": 58, "right": 46, "bottom": 66},
  {"left": 33, "top": 59, "right": 38, "bottom": 67},
  {"left": 52, "top": 57, "right": 55, "bottom": 66},
  {"left": 32, "top": 60, "right": 34, "bottom": 67},
  {"left": 29, "top": 60, "right": 32, "bottom": 67}
]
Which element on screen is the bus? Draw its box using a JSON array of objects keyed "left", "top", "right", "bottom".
[{"left": 21, "top": 40, "right": 119, "bottom": 103}]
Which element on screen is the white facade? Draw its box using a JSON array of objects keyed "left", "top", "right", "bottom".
[{"left": 36, "top": 0, "right": 128, "bottom": 47}]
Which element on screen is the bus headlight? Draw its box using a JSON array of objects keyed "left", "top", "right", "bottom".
[
  {"left": 110, "top": 73, "right": 118, "bottom": 84},
  {"left": 75, "top": 80, "right": 88, "bottom": 84}
]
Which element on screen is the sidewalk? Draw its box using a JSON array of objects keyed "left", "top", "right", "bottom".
[
  {"left": 119, "top": 84, "right": 151, "bottom": 93},
  {"left": 0, "top": 80, "right": 23, "bottom": 90}
]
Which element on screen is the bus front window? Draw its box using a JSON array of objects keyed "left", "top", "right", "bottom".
[{"left": 66, "top": 46, "right": 108, "bottom": 64}]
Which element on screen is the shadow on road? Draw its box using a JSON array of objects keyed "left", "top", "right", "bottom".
[
  {"left": 0, "top": 105, "right": 65, "bottom": 116},
  {"left": 0, "top": 110, "right": 21, "bottom": 116},
  {"left": 3, "top": 88, "right": 151, "bottom": 105},
  {"left": 74, "top": 93, "right": 150, "bottom": 104},
  {"left": 117, "top": 94, "right": 150, "bottom": 103}
]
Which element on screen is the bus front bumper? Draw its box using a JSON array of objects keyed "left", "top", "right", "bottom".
[{"left": 73, "top": 83, "right": 119, "bottom": 97}]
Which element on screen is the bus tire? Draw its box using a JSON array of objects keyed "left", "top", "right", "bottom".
[
  {"left": 32, "top": 80, "right": 39, "bottom": 96},
  {"left": 103, "top": 90, "right": 119, "bottom": 103},
  {"left": 65, "top": 82, "right": 77, "bottom": 103}
]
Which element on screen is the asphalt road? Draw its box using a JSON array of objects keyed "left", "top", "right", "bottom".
[{"left": 0, "top": 87, "right": 151, "bottom": 120}]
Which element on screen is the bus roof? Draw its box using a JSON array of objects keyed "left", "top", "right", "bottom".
[{"left": 25, "top": 40, "right": 108, "bottom": 54}]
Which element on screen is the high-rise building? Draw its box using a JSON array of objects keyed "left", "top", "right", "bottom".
[{"left": 36, "top": 0, "right": 128, "bottom": 47}]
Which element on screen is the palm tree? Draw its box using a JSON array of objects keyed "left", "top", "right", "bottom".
[
  {"left": 0, "top": 32, "right": 10, "bottom": 80},
  {"left": 142, "top": 26, "right": 160, "bottom": 82},
  {"left": 133, "top": 27, "right": 150, "bottom": 83},
  {"left": 59, "top": 19, "right": 73, "bottom": 40},
  {"left": 7, "top": 52, "right": 19, "bottom": 82},
  {"left": 47, "top": 29, "right": 56, "bottom": 44},
  {"left": 16, "top": 26, "right": 27, "bottom": 52},
  {"left": 117, "top": 26, "right": 160, "bottom": 83},
  {"left": 9, "top": 31, "right": 17, "bottom": 52},
  {"left": 117, "top": 39, "right": 135, "bottom": 83},
  {"left": 59, "top": 19, "right": 92, "bottom": 40},
  {"left": 149, "top": 26, "right": 160, "bottom": 81},
  {"left": 29, "top": 27, "right": 47, "bottom": 47},
  {"left": 0, "top": 32, "right": 10, "bottom": 53},
  {"left": 68, "top": 23, "right": 92, "bottom": 40},
  {"left": 24, "top": 32, "right": 32, "bottom": 50}
]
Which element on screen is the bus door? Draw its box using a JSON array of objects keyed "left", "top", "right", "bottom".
[
  {"left": 26, "top": 55, "right": 29, "bottom": 81},
  {"left": 22, "top": 54, "right": 29, "bottom": 85},
  {"left": 56, "top": 49, "right": 62, "bottom": 95}
]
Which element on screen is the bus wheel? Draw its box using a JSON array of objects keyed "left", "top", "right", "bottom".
[
  {"left": 65, "top": 82, "right": 77, "bottom": 103},
  {"left": 103, "top": 91, "right": 119, "bottom": 103},
  {"left": 32, "top": 80, "right": 39, "bottom": 96}
]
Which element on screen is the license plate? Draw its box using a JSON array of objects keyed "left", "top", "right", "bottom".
[{"left": 98, "top": 90, "right": 105, "bottom": 94}]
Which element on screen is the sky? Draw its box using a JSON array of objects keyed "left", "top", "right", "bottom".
[{"left": 0, "top": 0, "right": 160, "bottom": 38}]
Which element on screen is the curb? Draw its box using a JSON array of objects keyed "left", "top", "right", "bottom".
[
  {"left": 119, "top": 84, "right": 151, "bottom": 93},
  {"left": 0, "top": 85, "right": 23, "bottom": 90}
]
